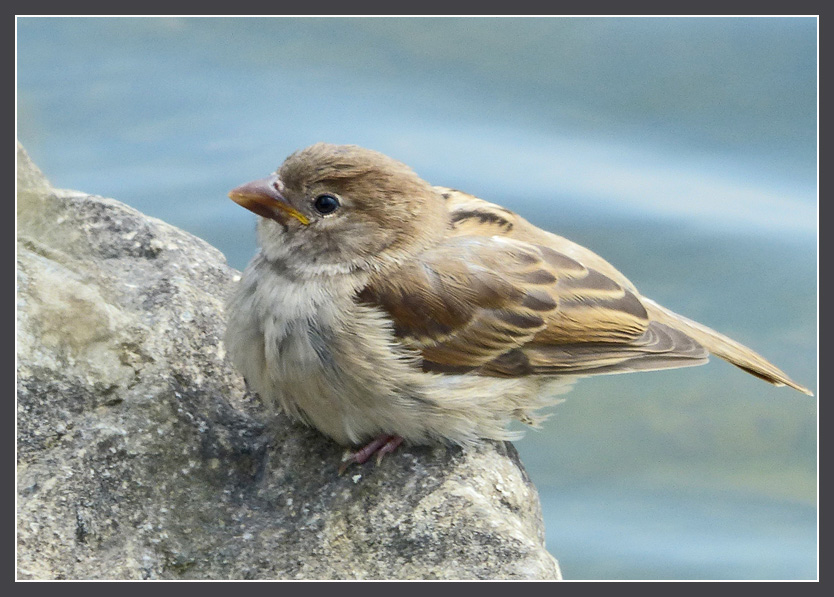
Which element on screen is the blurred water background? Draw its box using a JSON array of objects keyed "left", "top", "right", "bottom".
[{"left": 16, "top": 17, "right": 817, "bottom": 580}]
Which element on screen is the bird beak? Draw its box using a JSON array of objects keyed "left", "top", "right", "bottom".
[{"left": 228, "top": 175, "right": 310, "bottom": 226}]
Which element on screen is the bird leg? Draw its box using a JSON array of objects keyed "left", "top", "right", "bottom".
[{"left": 339, "top": 434, "right": 404, "bottom": 474}]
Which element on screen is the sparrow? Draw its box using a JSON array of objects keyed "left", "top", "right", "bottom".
[{"left": 224, "top": 143, "right": 812, "bottom": 469}]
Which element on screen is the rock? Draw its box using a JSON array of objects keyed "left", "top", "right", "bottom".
[{"left": 15, "top": 144, "right": 561, "bottom": 580}]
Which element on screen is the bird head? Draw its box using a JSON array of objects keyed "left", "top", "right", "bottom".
[{"left": 229, "top": 143, "right": 448, "bottom": 276}]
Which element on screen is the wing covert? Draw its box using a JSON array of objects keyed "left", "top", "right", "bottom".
[{"left": 359, "top": 233, "right": 655, "bottom": 375}]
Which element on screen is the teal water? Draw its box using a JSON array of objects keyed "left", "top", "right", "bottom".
[{"left": 16, "top": 17, "right": 817, "bottom": 580}]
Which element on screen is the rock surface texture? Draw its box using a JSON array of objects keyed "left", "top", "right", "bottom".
[{"left": 16, "top": 145, "right": 561, "bottom": 580}]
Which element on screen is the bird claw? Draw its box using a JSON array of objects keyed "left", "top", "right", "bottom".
[
  {"left": 374, "top": 435, "right": 404, "bottom": 466},
  {"left": 338, "top": 434, "right": 404, "bottom": 475}
]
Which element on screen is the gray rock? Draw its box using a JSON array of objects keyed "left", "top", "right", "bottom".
[{"left": 15, "top": 144, "right": 561, "bottom": 580}]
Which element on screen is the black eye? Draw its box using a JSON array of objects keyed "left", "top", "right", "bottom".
[{"left": 313, "top": 194, "right": 340, "bottom": 215}]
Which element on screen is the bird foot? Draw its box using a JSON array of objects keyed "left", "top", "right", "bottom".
[{"left": 338, "top": 434, "right": 404, "bottom": 475}]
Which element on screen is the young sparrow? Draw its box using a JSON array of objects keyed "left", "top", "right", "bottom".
[{"left": 224, "top": 143, "right": 811, "bottom": 468}]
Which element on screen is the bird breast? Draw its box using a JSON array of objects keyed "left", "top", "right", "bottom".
[{"left": 225, "top": 253, "right": 428, "bottom": 444}]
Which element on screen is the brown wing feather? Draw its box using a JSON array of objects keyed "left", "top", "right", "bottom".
[
  {"left": 437, "top": 186, "right": 640, "bottom": 292},
  {"left": 360, "top": 236, "right": 554, "bottom": 367},
  {"left": 431, "top": 187, "right": 810, "bottom": 393},
  {"left": 359, "top": 224, "right": 703, "bottom": 378},
  {"left": 359, "top": 187, "right": 809, "bottom": 393}
]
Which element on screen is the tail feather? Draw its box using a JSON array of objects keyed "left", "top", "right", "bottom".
[{"left": 642, "top": 298, "right": 813, "bottom": 396}]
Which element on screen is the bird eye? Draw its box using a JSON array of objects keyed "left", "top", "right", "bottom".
[{"left": 313, "top": 194, "right": 340, "bottom": 215}]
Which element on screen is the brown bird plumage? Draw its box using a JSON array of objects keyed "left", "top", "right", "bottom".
[{"left": 224, "top": 143, "right": 811, "bottom": 466}]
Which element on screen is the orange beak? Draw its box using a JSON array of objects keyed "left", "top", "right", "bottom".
[{"left": 228, "top": 175, "right": 310, "bottom": 225}]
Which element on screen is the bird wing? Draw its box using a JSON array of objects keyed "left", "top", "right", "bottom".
[
  {"left": 435, "top": 186, "right": 641, "bottom": 292},
  {"left": 405, "top": 187, "right": 809, "bottom": 394},
  {"left": 359, "top": 204, "right": 708, "bottom": 378}
]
